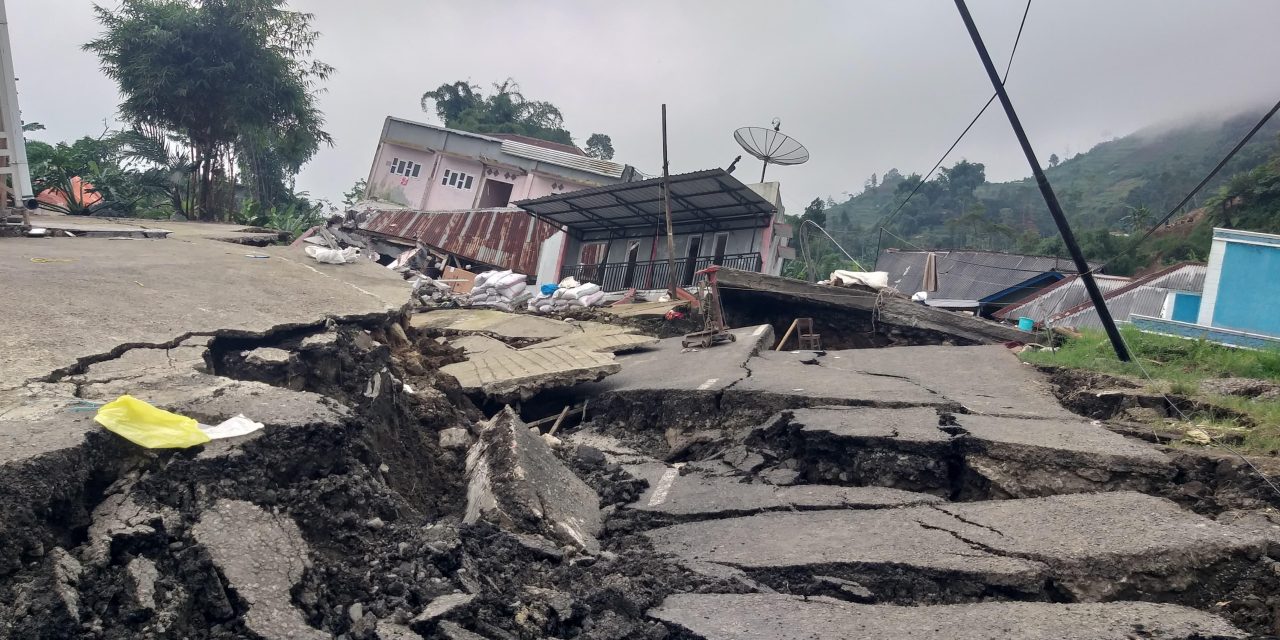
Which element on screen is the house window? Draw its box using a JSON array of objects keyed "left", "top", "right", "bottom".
[
  {"left": 441, "top": 169, "right": 475, "bottom": 190},
  {"left": 390, "top": 158, "right": 421, "bottom": 177}
]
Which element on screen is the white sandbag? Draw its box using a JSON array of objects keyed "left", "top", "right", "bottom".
[
  {"left": 499, "top": 282, "right": 527, "bottom": 298},
  {"left": 496, "top": 272, "right": 527, "bottom": 288},
  {"left": 830, "top": 270, "right": 889, "bottom": 290},
  {"left": 581, "top": 291, "right": 607, "bottom": 307},
  {"left": 305, "top": 245, "right": 362, "bottom": 264},
  {"left": 559, "top": 276, "right": 581, "bottom": 288}
]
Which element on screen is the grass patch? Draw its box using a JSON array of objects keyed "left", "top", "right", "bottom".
[{"left": 1022, "top": 327, "right": 1280, "bottom": 454}]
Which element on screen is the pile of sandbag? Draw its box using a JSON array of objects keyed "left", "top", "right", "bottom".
[
  {"left": 528, "top": 277, "right": 608, "bottom": 313},
  {"left": 469, "top": 270, "right": 531, "bottom": 312}
]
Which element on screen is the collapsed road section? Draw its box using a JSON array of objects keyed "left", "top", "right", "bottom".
[{"left": 2, "top": 237, "right": 1279, "bottom": 639}]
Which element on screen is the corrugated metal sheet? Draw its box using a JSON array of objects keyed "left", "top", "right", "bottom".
[
  {"left": 1051, "top": 263, "right": 1207, "bottom": 329},
  {"left": 876, "top": 250, "right": 1090, "bottom": 301},
  {"left": 993, "top": 274, "right": 1130, "bottom": 322},
  {"left": 1058, "top": 287, "right": 1176, "bottom": 330},
  {"left": 1141, "top": 263, "right": 1207, "bottom": 292},
  {"left": 360, "top": 207, "right": 558, "bottom": 276},
  {"left": 517, "top": 169, "right": 774, "bottom": 237},
  {"left": 500, "top": 140, "right": 626, "bottom": 178}
]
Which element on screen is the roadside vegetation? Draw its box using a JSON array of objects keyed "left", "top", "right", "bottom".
[
  {"left": 20, "top": 0, "right": 333, "bottom": 237},
  {"left": 1022, "top": 327, "right": 1280, "bottom": 453}
]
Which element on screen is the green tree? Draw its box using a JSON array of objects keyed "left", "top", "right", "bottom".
[
  {"left": 86, "top": 0, "right": 333, "bottom": 220},
  {"left": 801, "top": 197, "right": 827, "bottom": 227},
  {"left": 343, "top": 178, "right": 368, "bottom": 208},
  {"left": 422, "top": 78, "right": 574, "bottom": 145},
  {"left": 1048, "top": 153, "right": 1060, "bottom": 167},
  {"left": 584, "top": 133, "right": 614, "bottom": 160}
]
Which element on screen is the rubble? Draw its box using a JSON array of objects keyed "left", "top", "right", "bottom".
[
  {"left": 442, "top": 345, "right": 620, "bottom": 402},
  {"left": 6, "top": 227, "right": 1280, "bottom": 639},
  {"left": 465, "top": 407, "right": 603, "bottom": 551}
]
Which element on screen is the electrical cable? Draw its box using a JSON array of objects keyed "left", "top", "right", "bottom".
[
  {"left": 1085, "top": 97, "right": 1280, "bottom": 275},
  {"left": 874, "top": 0, "right": 1031, "bottom": 238}
]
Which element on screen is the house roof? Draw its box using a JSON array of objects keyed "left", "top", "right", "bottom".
[
  {"left": 992, "top": 274, "right": 1131, "bottom": 321},
  {"left": 356, "top": 206, "right": 559, "bottom": 276},
  {"left": 515, "top": 169, "right": 776, "bottom": 240},
  {"left": 1048, "top": 262, "right": 1207, "bottom": 329},
  {"left": 382, "top": 117, "right": 629, "bottom": 181},
  {"left": 487, "top": 133, "right": 585, "bottom": 156},
  {"left": 876, "top": 249, "right": 1092, "bottom": 302}
]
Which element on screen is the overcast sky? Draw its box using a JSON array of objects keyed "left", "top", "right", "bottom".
[{"left": 10, "top": 0, "right": 1280, "bottom": 213}]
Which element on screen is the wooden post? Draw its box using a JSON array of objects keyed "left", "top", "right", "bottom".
[
  {"left": 775, "top": 319, "right": 800, "bottom": 351},
  {"left": 661, "top": 105, "right": 678, "bottom": 296},
  {"left": 548, "top": 405, "right": 572, "bottom": 437}
]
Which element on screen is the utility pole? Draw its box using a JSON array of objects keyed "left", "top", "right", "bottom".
[
  {"left": 953, "top": 0, "right": 1130, "bottom": 361},
  {"left": 661, "top": 104, "right": 678, "bottom": 296},
  {"left": 0, "top": 0, "right": 35, "bottom": 219}
]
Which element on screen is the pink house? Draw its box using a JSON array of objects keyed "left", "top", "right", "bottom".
[{"left": 363, "top": 117, "right": 639, "bottom": 211}]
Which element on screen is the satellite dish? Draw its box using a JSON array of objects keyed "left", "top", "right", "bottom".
[{"left": 734, "top": 124, "right": 810, "bottom": 183}]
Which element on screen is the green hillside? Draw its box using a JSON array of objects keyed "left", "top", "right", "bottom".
[{"left": 814, "top": 107, "right": 1280, "bottom": 276}]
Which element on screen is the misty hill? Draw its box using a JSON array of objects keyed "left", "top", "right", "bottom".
[{"left": 823, "top": 107, "right": 1280, "bottom": 269}]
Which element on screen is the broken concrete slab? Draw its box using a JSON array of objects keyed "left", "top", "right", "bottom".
[
  {"left": 774, "top": 407, "right": 956, "bottom": 493},
  {"left": 649, "top": 593, "right": 1247, "bottom": 640},
  {"left": 646, "top": 492, "right": 1268, "bottom": 604},
  {"left": 954, "top": 412, "right": 1174, "bottom": 497},
  {"left": 729, "top": 351, "right": 950, "bottom": 410},
  {"left": 191, "top": 499, "right": 327, "bottom": 640},
  {"left": 769, "top": 406, "right": 1174, "bottom": 498},
  {"left": 448, "top": 334, "right": 516, "bottom": 356},
  {"left": 817, "top": 345, "right": 1077, "bottom": 419},
  {"left": 646, "top": 505, "right": 1048, "bottom": 600},
  {"left": 924, "top": 492, "right": 1269, "bottom": 601},
  {"left": 411, "top": 592, "right": 476, "bottom": 626},
  {"left": 586, "top": 325, "right": 775, "bottom": 396},
  {"left": 411, "top": 309, "right": 576, "bottom": 341},
  {"left": 442, "top": 345, "right": 619, "bottom": 402},
  {"left": 1, "top": 237, "right": 409, "bottom": 389},
  {"left": 521, "top": 330, "right": 659, "bottom": 354},
  {"left": 77, "top": 370, "right": 348, "bottom": 432},
  {"left": 465, "top": 408, "right": 602, "bottom": 551},
  {"left": 631, "top": 464, "right": 941, "bottom": 523}
]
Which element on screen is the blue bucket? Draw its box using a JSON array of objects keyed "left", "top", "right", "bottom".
[{"left": 1017, "top": 316, "right": 1035, "bottom": 332}]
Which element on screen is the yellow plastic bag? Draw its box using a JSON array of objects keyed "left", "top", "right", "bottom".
[{"left": 94, "top": 395, "right": 211, "bottom": 449}]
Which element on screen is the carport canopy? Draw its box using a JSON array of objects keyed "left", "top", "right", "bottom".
[{"left": 515, "top": 169, "right": 776, "bottom": 241}]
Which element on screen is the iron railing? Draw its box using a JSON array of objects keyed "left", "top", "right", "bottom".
[{"left": 560, "top": 252, "right": 762, "bottom": 291}]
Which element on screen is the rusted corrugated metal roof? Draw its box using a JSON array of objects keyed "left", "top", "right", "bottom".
[{"left": 360, "top": 207, "right": 558, "bottom": 276}]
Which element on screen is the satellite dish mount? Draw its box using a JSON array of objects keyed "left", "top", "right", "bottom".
[{"left": 734, "top": 121, "right": 810, "bottom": 183}]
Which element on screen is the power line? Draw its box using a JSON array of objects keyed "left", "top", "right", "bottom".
[
  {"left": 873, "top": 0, "right": 1031, "bottom": 241},
  {"left": 1086, "top": 97, "right": 1280, "bottom": 274}
]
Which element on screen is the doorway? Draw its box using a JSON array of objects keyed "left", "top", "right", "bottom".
[
  {"left": 712, "top": 233, "right": 729, "bottom": 265},
  {"left": 682, "top": 236, "right": 702, "bottom": 286},
  {"left": 622, "top": 242, "right": 641, "bottom": 288}
]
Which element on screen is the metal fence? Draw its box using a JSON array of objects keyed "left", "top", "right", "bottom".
[{"left": 560, "top": 252, "right": 762, "bottom": 291}]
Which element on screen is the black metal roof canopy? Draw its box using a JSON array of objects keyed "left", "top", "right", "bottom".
[{"left": 514, "top": 168, "right": 776, "bottom": 241}]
